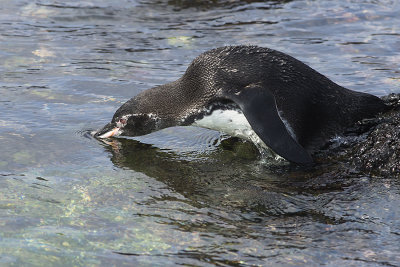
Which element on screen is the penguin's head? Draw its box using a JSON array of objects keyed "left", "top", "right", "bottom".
[{"left": 94, "top": 99, "right": 159, "bottom": 139}]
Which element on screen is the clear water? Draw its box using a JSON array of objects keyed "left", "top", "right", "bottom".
[{"left": 1, "top": 0, "right": 399, "bottom": 266}]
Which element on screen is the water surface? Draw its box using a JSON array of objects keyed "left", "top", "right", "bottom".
[{"left": 1, "top": 0, "right": 399, "bottom": 266}]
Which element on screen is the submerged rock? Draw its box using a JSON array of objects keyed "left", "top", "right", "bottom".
[
  {"left": 318, "top": 93, "right": 400, "bottom": 178},
  {"left": 351, "top": 94, "right": 400, "bottom": 177}
]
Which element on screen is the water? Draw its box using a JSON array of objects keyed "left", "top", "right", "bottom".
[{"left": 1, "top": 0, "right": 399, "bottom": 266}]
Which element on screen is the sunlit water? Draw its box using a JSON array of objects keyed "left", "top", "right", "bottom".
[{"left": 1, "top": 0, "right": 399, "bottom": 266}]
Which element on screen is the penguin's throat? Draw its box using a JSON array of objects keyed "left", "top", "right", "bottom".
[{"left": 191, "top": 108, "right": 266, "bottom": 148}]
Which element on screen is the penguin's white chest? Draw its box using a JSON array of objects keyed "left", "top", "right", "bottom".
[{"left": 191, "top": 109, "right": 266, "bottom": 147}]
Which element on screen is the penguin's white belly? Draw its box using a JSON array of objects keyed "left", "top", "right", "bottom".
[{"left": 192, "top": 109, "right": 267, "bottom": 148}]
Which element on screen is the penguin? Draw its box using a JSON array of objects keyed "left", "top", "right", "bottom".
[{"left": 94, "top": 45, "right": 387, "bottom": 164}]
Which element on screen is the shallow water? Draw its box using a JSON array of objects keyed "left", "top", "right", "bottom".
[{"left": 1, "top": 0, "right": 400, "bottom": 266}]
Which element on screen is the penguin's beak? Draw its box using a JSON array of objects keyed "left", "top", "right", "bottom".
[{"left": 94, "top": 122, "right": 121, "bottom": 139}]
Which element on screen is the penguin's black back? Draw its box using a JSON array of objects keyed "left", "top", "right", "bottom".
[{"left": 178, "top": 46, "right": 386, "bottom": 149}]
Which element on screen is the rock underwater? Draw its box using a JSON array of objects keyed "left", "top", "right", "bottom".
[{"left": 315, "top": 93, "right": 400, "bottom": 178}]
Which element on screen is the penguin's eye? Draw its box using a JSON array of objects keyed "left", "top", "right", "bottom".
[{"left": 116, "top": 118, "right": 127, "bottom": 127}]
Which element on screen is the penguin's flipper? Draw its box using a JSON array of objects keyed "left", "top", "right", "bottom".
[{"left": 223, "top": 84, "right": 313, "bottom": 164}]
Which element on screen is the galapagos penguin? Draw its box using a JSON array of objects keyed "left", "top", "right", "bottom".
[{"left": 95, "top": 45, "right": 387, "bottom": 164}]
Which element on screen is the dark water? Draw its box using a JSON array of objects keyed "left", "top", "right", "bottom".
[{"left": 1, "top": 0, "right": 400, "bottom": 266}]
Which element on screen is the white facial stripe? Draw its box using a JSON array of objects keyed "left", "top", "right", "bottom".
[{"left": 116, "top": 114, "right": 132, "bottom": 128}]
